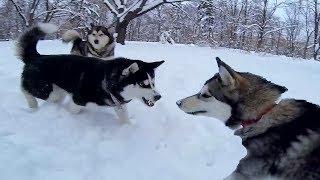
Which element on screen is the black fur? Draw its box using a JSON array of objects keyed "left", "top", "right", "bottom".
[
  {"left": 17, "top": 27, "right": 45, "bottom": 63},
  {"left": 22, "top": 56, "right": 158, "bottom": 105},
  {"left": 18, "top": 25, "right": 163, "bottom": 107},
  {"left": 236, "top": 100, "right": 320, "bottom": 179},
  {"left": 71, "top": 37, "right": 87, "bottom": 56}
]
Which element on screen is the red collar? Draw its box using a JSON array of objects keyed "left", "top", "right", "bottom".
[{"left": 241, "top": 104, "right": 276, "bottom": 127}]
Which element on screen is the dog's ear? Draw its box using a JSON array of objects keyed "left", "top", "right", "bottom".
[
  {"left": 216, "top": 57, "right": 238, "bottom": 86},
  {"left": 149, "top": 60, "right": 165, "bottom": 69},
  {"left": 122, "top": 63, "right": 139, "bottom": 76}
]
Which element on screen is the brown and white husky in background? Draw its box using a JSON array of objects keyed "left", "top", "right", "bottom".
[
  {"left": 177, "top": 57, "right": 320, "bottom": 180},
  {"left": 62, "top": 23, "right": 115, "bottom": 60}
]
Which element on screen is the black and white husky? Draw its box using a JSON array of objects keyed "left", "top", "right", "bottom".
[
  {"left": 17, "top": 23, "right": 164, "bottom": 123},
  {"left": 62, "top": 23, "right": 115, "bottom": 60},
  {"left": 177, "top": 57, "right": 320, "bottom": 179}
]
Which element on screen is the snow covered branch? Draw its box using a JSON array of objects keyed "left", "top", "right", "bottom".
[
  {"left": 9, "top": 0, "right": 28, "bottom": 26},
  {"left": 34, "top": 9, "right": 82, "bottom": 19},
  {"left": 104, "top": 0, "right": 120, "bottom": 15},
  {"left": 104, "top": 0, "right": 188, "bottom": 20},
  {"left": 138, "top": 0, "right": 187, "bottom": 16}
]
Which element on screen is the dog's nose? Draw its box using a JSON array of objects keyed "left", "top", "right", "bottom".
[
  {"left": 94, "top": 39, "right": 99, "bottom": 44},
  {"left": 176, "top": 100, "right": 182, "bottom": 107},
  {"left": 154, "top": 95, "right": 161, "bottom": 101}
]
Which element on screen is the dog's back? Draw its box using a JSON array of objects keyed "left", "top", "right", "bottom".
[{"left": 233, "top": 99, "right": 320, "bottom": 179}]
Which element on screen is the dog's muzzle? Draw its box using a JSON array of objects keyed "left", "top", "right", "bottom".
[
  {"left": 154, "top": 94, "right": 161, "bottom": 101},
  {"left": 176, "top": 97, "right": 207, "bottom": 115},
  {"left": 142, "top": 94, "right": 162, "bottom": 107},
  {"left": 176, "top": 100, "right": 182, "bottom": 107}
]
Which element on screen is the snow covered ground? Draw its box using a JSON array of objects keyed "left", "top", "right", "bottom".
[{"left": 0, "top": 40, "right": 319, "bottom": 180}]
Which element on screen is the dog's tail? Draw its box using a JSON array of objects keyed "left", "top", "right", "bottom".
[
  {"left": 16, "top": 23, "right": 58, "bottom": 63},
  {"left": 62, "top": 30, "right": 82, "bottom": 44}
]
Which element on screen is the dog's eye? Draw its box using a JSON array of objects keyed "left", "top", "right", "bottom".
[
  {"left": 99, "top": 34, "right": 104, "bottom": 36},
  {"left": 201, "top": 93, "right": 211, "bottom": 98},
  {"left": 92, "top": 33, "right": 96, "bottom": 36}
]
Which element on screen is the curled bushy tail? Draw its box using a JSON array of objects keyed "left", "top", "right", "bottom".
[
  {"left": 16, "top": 23, "right": 58, "bottom": 63},
  {"left": 61, "top": 30, "right": 81, "bottom": 43}
]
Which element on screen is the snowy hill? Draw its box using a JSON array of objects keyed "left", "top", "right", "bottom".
[{"left": 0, "top": 40, "right": 319, "bottom": 180}]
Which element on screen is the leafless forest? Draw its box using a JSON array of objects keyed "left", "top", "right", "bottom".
[{"left": 0, "top": 0, "right": 319, "bottom": 60}]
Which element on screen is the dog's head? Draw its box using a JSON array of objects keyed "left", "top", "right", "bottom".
[
  {"left": 177, "top": 57, "right": 287, "bottom": 129},
  {"left": 87, "top": 23, "right": 114, "bottom": 50},
  {"left": 120, "top": 60, "right": 165, "bottom": 107}
]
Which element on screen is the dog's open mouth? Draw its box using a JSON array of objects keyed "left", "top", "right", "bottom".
[
  {"left": 142, "top": 97, "right": 154, "bottom": 107},
  {"left": 186, "top": 110, "right": 207, "bottom": 115}
]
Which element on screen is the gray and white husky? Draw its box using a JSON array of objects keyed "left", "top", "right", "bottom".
[
  {"left": 17, "top": 23, "right": 164, "bottom": 123},
  {"left": 177, "top": 57, "right": 320, "bottom": 180},
  {"left": 62, "top": 23, "right": 115, "bottom": 60}
]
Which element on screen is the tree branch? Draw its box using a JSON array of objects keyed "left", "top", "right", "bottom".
[
  {"left": 104, "top": 0, "right": 119, "bottom": 15},
  {"left": 138, "top": 0, "right": 187, "bottom": 16},
  {"left": 9, "top": 0, "right": 28, "bottom": 26}
]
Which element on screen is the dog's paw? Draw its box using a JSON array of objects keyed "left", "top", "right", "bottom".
[
  {"left": 27, "top": 106, "right": 38, "bottom": 113},
  {"left": 69, "top": 107, "right": 82, "bottom": 114},
  {"left": 118, "top": 117, "right": 131, "bottom": 124},
  {"left": 26, "top": 98, "right": 38, "bottom": 109},
  {"left": 68, "top": 102, "right": 83, "bottom": 114}
]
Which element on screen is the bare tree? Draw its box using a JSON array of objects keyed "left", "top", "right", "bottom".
[
  {"left": 8, "top": 0, "right": 83, "bottom": 28},
  {"left": 254, "top": 0, "right": 283, "bottom": 50},
  {"left": 312, "top": 0, "right": 320, "bottom": 60},
  {"left": 103, "top": 0, "right": 187, "bottom": 44},
  {"left": 284, "top": 2, "right": 301, "bottom": 57},
  {"left": 300, "top": 0, "right": 314, "bottom": 58},
  {"left": 0, "top": 0, "right": 318, "bottom": 60}
]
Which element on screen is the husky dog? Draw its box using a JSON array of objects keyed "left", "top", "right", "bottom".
[
  {"left": 62, "top": 23, "right": 115, "bottom": 60},
  {"left": 17, "top": 24, "right": 164, "bottom": 123},
  {"left": 177, "top": 57, "right": 320, "bottom": 179}
]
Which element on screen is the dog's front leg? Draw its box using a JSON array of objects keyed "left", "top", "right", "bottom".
[
  {"left": 68, "top": 97, "right": 83, "bottom": 114},
  {"left": 114, "top": 105, "right": 129, "bottom": 123}
]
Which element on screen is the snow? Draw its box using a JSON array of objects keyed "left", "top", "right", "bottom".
[{"left": 0, "top": 40, "right": 320, "bottom": 180}]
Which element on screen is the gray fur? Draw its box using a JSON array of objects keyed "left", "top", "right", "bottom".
[
  {"left": 62, "top": 24, "right": 115, "bottom": 60},
  {"left": 177, "top": 57, "right": 320, "bottom": 179}
]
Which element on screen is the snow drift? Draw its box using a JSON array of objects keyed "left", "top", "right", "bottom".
[{"left": 0, "top": 40, "right": 319, "bottom": 180}]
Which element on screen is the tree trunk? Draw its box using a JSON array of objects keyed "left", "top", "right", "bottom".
[
  {"left": 257, "top": 31, "right": 264, "bottom": 50},
  {"left": 257, "top": 0, "right": 268, "bottom": 51},
  {"left": 275, "top": 31, "right": 282, "bottom": 55},
  {"left": 116, "top": 20, "right": 130, "bottom": 45},
  {"left": 303, "top": 32, "right": 311, "bottom": 59},
  {"left": 313, "top": 0, "right": 319, "bottom": 60}
]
